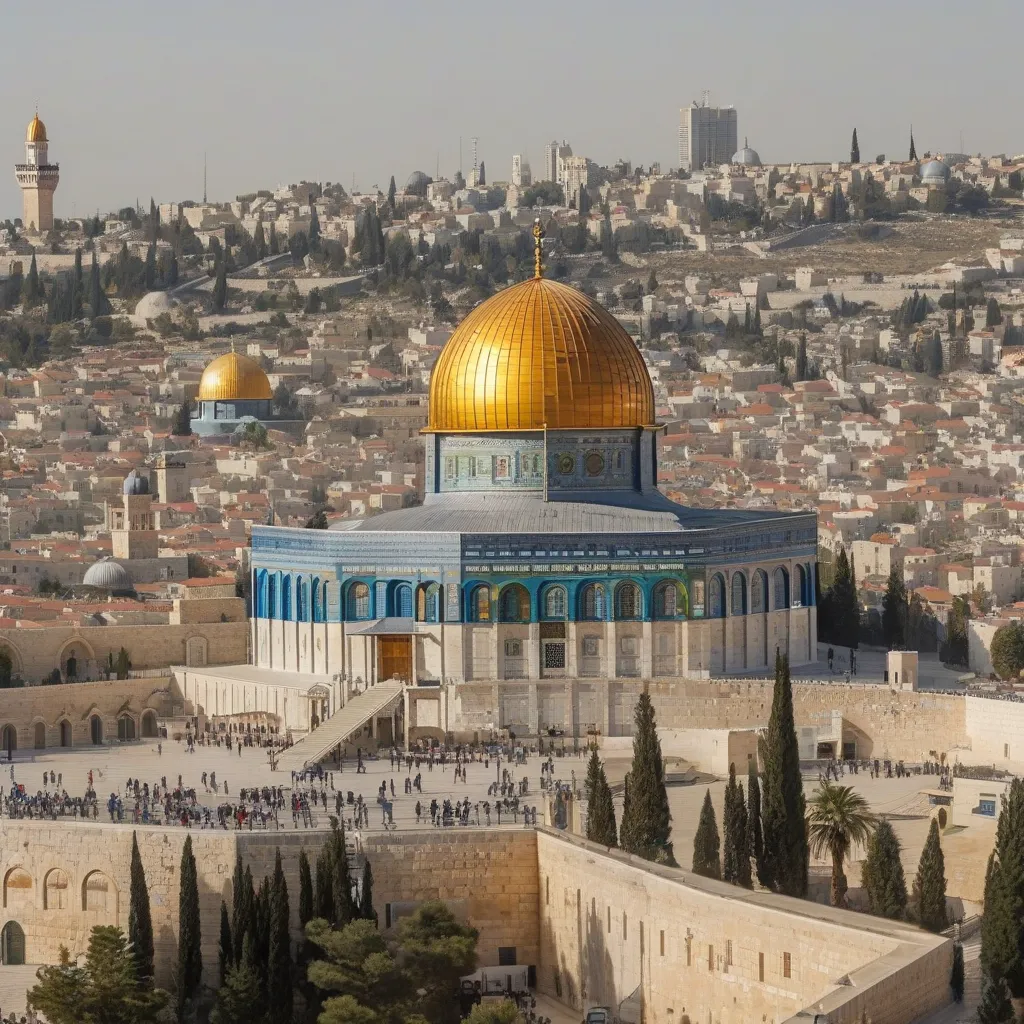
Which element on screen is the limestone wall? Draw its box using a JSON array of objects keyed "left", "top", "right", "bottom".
[
  {"left": 965, "top": 695, "right": 1024, "bottom": 771},
  {"left": 361, "top": 829, "right": 540, "bottom": 969},
  {"left": 535, "top": 831, "right": 951, "bottom": 1024}
]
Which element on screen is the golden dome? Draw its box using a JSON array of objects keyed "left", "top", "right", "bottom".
[
  {"left": 427, "top": 276, "right": 655, "bottom": 432},
  {"left": 197, "top": 352, "right": 273, "bottom": 402},
  {"left": 26, "top": 114, "right": 47, "bottom": 143}
]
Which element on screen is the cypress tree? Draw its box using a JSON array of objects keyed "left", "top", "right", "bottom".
[
  {"left": 329, "top": 818, "right": 356, "bottom": 927},
  {"left": 23, "top": 252, "right": 42, "bottom": 306},
  {"left": 913, "top": 818, "right": 948, "bottom": 932},
  {"left": 308, "top": 204, "right": 321, "bottom": 251},
  {"left": 980, "top": 778, "right": 1024, "bottom": 998},
  {"left": 177, "top": 835, "right": 202, "bottom": 1021},
  {"left": 359, "top": 860, "right": 377, "bottom": 924},
  {"left": 219, "top": 900, "right": 232, "bottom": 985},
  {"left": 128, "top": 831, "right": 155, "bottom": 987},
  {"left": 298, "top": 849, "right": 314, "bottom": 928},
  {"left": 850, "top": 128, "right": 860, "bottom": 164},
  {"left": 72, "top": 248, "right": 84, "bottom": 318},
  {"left": 977, "top": 976, "right": 1014, "bottom": 1024},
  {"left": 584, "top": 749, "right": 618, "bottom": 846},
  {"left": 747, "top": 759, "right": 767, "bottom": 887},
  {"left": 692, "top": 790, "right": 721, "bottom": 880},
  {"left": 269, "top": 222, "right": 279, "bottom": 256},
  {"left": 231, "top": 854, "right": 246, "bottom": 964},
  {"left": 168, "top": 253, "right": 179, "bottom": 287},
  {"left": 828, "top": 547, "right": 860, "bottom": 651},
  {"left": 145, "top": 243, "right": 157, "bottom": 290},
  {"left": 267, "top": 850, "right": 292, "bottom": 1023},
  {"left": 882, "top": 564, "right": 908, "bottom": 649},
  {"left": 618, "top": 691, "right": 674, "bottom": 864},
  {"left": 89, "top": 251, "right": 105, "bottom": 320},
  {"left": 760, "top": 652, "right": 808, "bottom": 897},
  {"left": 795, "top": 335, "right": 808, "bottom": 381},
  {"left": 723, "top": 763, "right": 751, "bottom": 887},
  {"left": 950, "top": 941, "right": 964, "bottom": 1003},
  {"left": 254, "top": 875, "right": 271, "bottom": 984},
  {"left": 314, "top": 846, "right": 334, "bottom": 921},
  {"left": 212, "top": 259, "right": 228, "bottom": 311},
  {"left": 860, "top": 819, "right": 908, "bottom": 919},
  {"left": 254, "top": 221, "right": 267, "bottom": 261},
  {"left": 387, "top": 175, "right": 397, "bottom": 210}
]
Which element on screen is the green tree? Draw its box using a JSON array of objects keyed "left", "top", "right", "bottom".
[
  {"left": 171, "top": 399, "right": 193, "bottom": 437},
  {"left": 359, "top": 860, "right": 377, "bottom": 924},
  {"left": 881, "top": 564, "right": 908, "bottom": 649},
  {"left": 387, "top": 175, "right": 397, "bottom": 210},
  {"left": 114, "top": 647, "right": 131, "bottom": 679},
  {"left": 860, "top": 819, "right": 908, "bottom": 919},
  {"left": 218, "top": 900, "right": 233, "bottom": 985},
  {"left": 980, "top": 779, "right": 1024, "bottom": 1000},
  {"left": 72, "top": 247, "right": 84, "bottom": 317},
  {"left": 269, "top": 222, "right": 279, "bottom": 256},
  {"left": 950, "top": 941, "right": 964, "bottom": 1002},
  {"left": 306, "top": 509, "right": 329, "bottom": 529},
  {"left": 722, "top": 762, "right": 751, "bottom": 887},
  {"left": 747, "top": 759, "right": 766, "bottom": 886},
  {"left": 128, "top": 832, "right": 155, "bottom": 987},
  {"left": 309, "top": 204, "right": 322, "bottom": 251},
  {"left": 807, "top": 780, "right": 877, "bottom": 908},
  {"left": 825, "top": 546, "right": 859, "bottom": 650},
  {"left": 646, "top": 268, "right": 658, "bottom": 294},
  {"left": 977, "top": 976, "right": 1014, "bottom": 1024},
  {"left": 943, "top": 596, "right": 970, "bottom": 667},
  {"left": 464, "top": 999, "right": 521, "bottom": 1024},
  {"left": 29, "top": 928, "right": 167, "bottom": 1024},
  {"left": 913, "top": 818, "right": 948, "bottom": 932},
  {"left": 584, "top": 749, "right": 618, "bottom": 847},
  {"left": 990, "top": 622, "right": 1024, "bottom": 681},
  {"left": 760, "top": 652, "right": 808, "bottom": 897},
  {"left": 23, "top": 252, "right": 42, "bottom": 307},
  {"left": 211, "top": 934, "right": 266, "bottom": 1024},
  {"left": 254, "top": 221, "right": 267, "bottom": 261},
  {"left": 795, "top": 334, "right": 808, "bottom": 381},
  {"left": 212, "top": 260, "right": 228, "bottom": 311},
  {"left": 177, "top": 834, "right": 202, "bottom": 1021},
  {"left": 618, "top": 691, "right": 674, "bottom": 864},
  {"left": 329, "top": 817, "right": 357, "bottom": 928},
  {"left": 315, "top": 846, "right": 335, "bottom": 921},
  {"left": 692, "top": 789, "right": 722, "bottom": 879},
  {"left": 850, "top": 128, "right": 860, "bottom": 164},
  {"left": 268, "top": 849, "right": 293, "bottom": 1023},
  {"left": 299, "top": 849, "right": 314, "bottom": 928}
]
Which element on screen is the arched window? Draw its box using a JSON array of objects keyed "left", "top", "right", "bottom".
[
  {"left": 394, "top": 583, "right": 413, "bottom": 618},
  {"left": 542, "top": 586, "right": 567, "bottom": 620},
  {"left": 417, "top": 583, "right": 441, "bottom": 623},
  {"left": 708, "top": 574, "right": 725, "bottom": 618},
  {"left": 322, "top": 582, "right": 330, "bottom": 621},
  {"left": 267, "top": 573, "right": 276, "bottom": 620},
  {"left": 796, "top": 565, "right": 808, "bottom": 607},
  {"left": 117, "top": 715, "right": 136, "bottom": 741},
  {"left": 499, "top": 584, "right": 531, "bottom": 623},
  {"left": 653, "top": 580, "right": 686, "bottom": 619},
  {"left": 579, "top": 583, "right": 606, "bottom": 621},
  {"left": 751, "top": 570, "right": 768, "bottom": 614},
  {"left": 731, "top": 572, "right": 747, "bottom": 616},
  {"left": 346, "top": 582, "right": 370, "bottom": 620},
  {"left": 297, "top": 577, "right": 309, "bottom": 622},
  {"left": 281, "top": 575, "right": 292, "bottom": 621},
  {"left": 257, "top": 570, "right": 268, "bottom": 618},
  {"left": 312, "top": 579, "right": 322, "bottom": 622},
  {"left": 773, "top": 567, "right": 790, "bottom": 610},
  {"left": 615, "top": 582, "right": 642, "bottom": 620},
  {"left": 469, "top": 584, "right": 491, "bottom": 622}
]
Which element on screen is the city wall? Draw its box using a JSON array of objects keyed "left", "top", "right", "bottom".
[
  {"left": 536, "top": 831, "right": 951, "bottom": 1024},
  {"left": 0, "top": 825, "right": 953, "bottom": 1024}
]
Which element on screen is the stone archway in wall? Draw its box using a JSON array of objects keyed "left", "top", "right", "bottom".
[
  {"left": 0, "top": 920, "right": 25, "bottom": 965},
  {"left": 141, "top": 710, "right": 158, "bottom": 738},
  {"left": 0, "top": 640, "right": 23, "bottom": 684},
  {"left": 90, "top": 715, "right": 103, "bottom": 746},
  {"left": 1, "top": 724, "right": 16, "bottom": 754},
  {"left": 59, "top": 719, "right": 73, "bottom": 747},
  {"left": 185, "top": 636, "right": 208, "bottom": 667},
  {"left": 58, "top": 636, "right": 96, "bottom": 681},
  {"left": 81, "top": 871, "right": 117, "bottom": 921},
  {"left": 33, "top": 721, "right": 46, "bottom": 749}
]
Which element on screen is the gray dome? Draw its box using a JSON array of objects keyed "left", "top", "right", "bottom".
[
  {"left": 134, "top": 291, "right": 176, "bottom": 322},
  {"left": 83, "top": 559, "right": 134, "bottom": 592},
  {"left": 405, "top": 170, "right": 431, "bottom": 195},
  {"left": 921, "top": 159, "right": 950, "bottom": 186},
  {"left": 731, "top": 139, "right": 762, "bottom": 166},
  {"left": 123, "top": 469, "right": 150, "bottom": 495}
]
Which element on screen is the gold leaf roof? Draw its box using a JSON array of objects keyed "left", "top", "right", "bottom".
[
  {"left": 427, "top": 276, "right": 655, "bottom": 432},
  {"left": 26, "top": 114, "right": 47, "bottom": 143},
  {"left": 197, "top": 352, "right": 272, "bottom": 402}
]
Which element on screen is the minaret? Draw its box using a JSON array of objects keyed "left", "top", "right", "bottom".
[{"left": 15, "top": 112, "right": 59, "bottom": 234}]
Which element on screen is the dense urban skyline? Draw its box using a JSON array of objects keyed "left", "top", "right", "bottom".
[{"left": 4, "top": 0, "right": 1023, "bottom": 218}]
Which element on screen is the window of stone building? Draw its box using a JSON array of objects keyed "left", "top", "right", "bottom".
[
  {"left": 758, "top": 952, "right": 764, "bottom": 982},
  {"left": 623, "top": 912, "right": 627, "bottom": 940},
  {"left": 498, "top": 947, "right": 516, "bottom": 966},
  {"left": 725, "top": 940, "right": 733, "bottom": 967},
  {"left": 708, "top": 944, "right": 714, "bottom": 972},
  {"left": 660, "top": 930, "right": 665, "bottom": 956},
  {"left": 607, "top": 905, "right": 611, "bottom": 933},
  {"left": 783, "top": 952, "right": 792, "bottom": 978}
]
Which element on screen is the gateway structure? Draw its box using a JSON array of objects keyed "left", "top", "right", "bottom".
[{"left": 249, "top": 225, "right": 816, "bottom": 737}]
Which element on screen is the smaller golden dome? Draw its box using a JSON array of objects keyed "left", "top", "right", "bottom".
[
  {"left": 26, "top": 114, "right": 47, "bottom": 144},
  {"left": 197, "top": 352, "right": 273, "bottom": 402}
]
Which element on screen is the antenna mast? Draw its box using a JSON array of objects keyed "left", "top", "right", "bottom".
[{"left": 203, "top": 152, "right": 207, "bottom": 204}]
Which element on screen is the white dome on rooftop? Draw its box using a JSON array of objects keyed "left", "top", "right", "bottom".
[
  {"left": 83, "top": 558, "right": 134, "bottom": 593},
  {"left": 920, "top": 159, "right": 950, "bottom": 187},
  {"left": 133, "top": 290, "right": 178, "bottom": 324},
  {"left": 731, "top": 139, "right": 762, "bottom": 166}
]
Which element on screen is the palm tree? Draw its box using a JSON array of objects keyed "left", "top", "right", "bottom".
[{"left": 807, "top": 780, "right": 878, "bottom": 907}]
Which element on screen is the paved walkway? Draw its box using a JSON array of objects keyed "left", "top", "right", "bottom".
[{"left": 916, "top": 935, "right": 980, "bottom": 1023}]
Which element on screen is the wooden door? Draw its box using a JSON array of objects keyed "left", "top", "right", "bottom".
[{"left": 378, "top": 636, "right": 412, "bottom": 682}]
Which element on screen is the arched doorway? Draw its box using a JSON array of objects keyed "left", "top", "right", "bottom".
[
  {"left": 1, "top": 921, "right": 25, "bottom": 965},
  {"left": 117, "top": 715, "right": 136, "bottom": 741},
  {"left": 1, "top": 724, "right": 16, "bottom": 755},
  {"left": 90, "top": 716, "right": 103, "bottom": 745},
  {"left": 141, "top": 711, "right": 158, "bottom": 738},
  {"left": 33, "top": 722, "right": 45, "bottom": 749},
  {"left": 60, "top": 720, "right": 72, "bottom": 747}
]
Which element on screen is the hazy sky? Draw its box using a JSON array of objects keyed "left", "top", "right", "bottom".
[{"left": 4, "top": 0, "right": 1022, "bottom": 220}]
